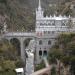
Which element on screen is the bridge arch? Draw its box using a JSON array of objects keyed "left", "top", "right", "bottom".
[
  {"left": 23, "top": 38, "right": 35, "bottom": 51},
  {"left": 24, "top": 38, "right": 32, "bottom": 48},
  {"left": 10, "top": 38, "right": 21, "bottom": 56}
]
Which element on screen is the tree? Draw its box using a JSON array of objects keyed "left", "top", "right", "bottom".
[
  {"left": 48, "top": 33, "right": 75, "bottom": 75},
  {"left": 35, "top": 60, "right": 45, "bottom": 71},
  {"left": 0, "top": 38, "right": 17, "bottom": 60},
  {"left": 0, "top": 38, "right": 24, "bottom": 74},
  {"left": 51, "top": 66, "right": 56, "bottom": 75},
  {"left": 70, "top": 56, "right": 75, "bottom": 75},
  {"left": 15, "top": 58, "right": 25, "bottom": 68},
  {"left": 2, "top": 60, "right": 16, "bottom": 71}
]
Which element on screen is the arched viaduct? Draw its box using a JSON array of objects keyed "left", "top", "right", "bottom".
[{"left": 3, "top": 32, "right": 36, "bottom": 62}]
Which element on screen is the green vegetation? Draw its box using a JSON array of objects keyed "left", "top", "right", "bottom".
[
  {"left": 51, "top": 66, "right": 57, "bottom": 75},
  {"left": 0, "top": 70, "right": 16, "bottom": 75},
  {"left": 0, "top": 0, "right": 7, "bottom": 4},
  {"left": 48, "top": 33, "right": 75, "bottom": 75},
  {"left": 0, "top": 38, "right": 25, "bottom": 75},
  {"left": 35, "top": 60, "right": 45, "bottom": 71}
]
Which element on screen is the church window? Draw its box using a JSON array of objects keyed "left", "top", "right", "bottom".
[
  {"left": 43, "top": 50, "right": 47, "bottom": 56},
  {"left": 50, "top": 20, "right": 55, "bottom": 25},
  {"left": 44, "top": 31, "right": 47, "bottom": 34},
  {"left": 39, "top": 40, "right": 42, "bottom": 45},
  {"left": 48, "top": 40, "right": 51, "bottom": 45},
  {"left": 48, "top": 31, "right": 50, "bottom": 34},
  {"left": 62, "top": 21, "right": 66, "bottom": 26},
  {"left": 39, "top": 50, "right": 42, "bottom": 56},
  {"left": 52, "top": 31, "right": 54, "bottom": 34}
]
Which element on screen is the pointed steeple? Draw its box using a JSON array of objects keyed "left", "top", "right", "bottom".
[
  {"left": 38, "top": 0, "right": 42, "bottom": 10},
  {"left": 36, "top": 0, "right": 43, "bottom": 19}
]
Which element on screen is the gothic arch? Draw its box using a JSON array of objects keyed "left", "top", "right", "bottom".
[
  {"left": 39, "top": 40, "right": 42, "bottom": 45},
  {"left": 48, "top": 40, "right": 51, "bottom": 45},
  {"left": 10, "top": 38, "right": 21, "bottom": 56},
  {"left": 24, "top": 38, "right": 32, "bottom": 48}
]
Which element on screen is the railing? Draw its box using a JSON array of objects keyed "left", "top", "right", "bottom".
[{"left": 4, "top": 32, "right": 35, "bottom": 37}]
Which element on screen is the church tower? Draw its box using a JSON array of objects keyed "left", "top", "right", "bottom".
[{"left": 36, "top": 0, "right": 44, "bottom": 19}]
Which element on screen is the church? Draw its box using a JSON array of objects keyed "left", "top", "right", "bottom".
[{"left": 35, "top": 0, "right": 75, "bottom": 64}]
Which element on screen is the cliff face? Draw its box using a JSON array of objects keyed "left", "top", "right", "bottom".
[{"left": 0, "top": 0, "right": 73, "bottom": 32}]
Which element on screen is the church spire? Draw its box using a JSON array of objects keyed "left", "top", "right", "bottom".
[
  {"left": 36, "top": 0, "right": 43, "bottom": 18},
  {"left": 38, "top": 0, "right": 42, "bottom": 10},
  {"left": 39, "top": 0, "right": 41, "bottom": 8}
]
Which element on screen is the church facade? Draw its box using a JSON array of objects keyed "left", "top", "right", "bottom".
[{"left": 35, "top": 0, "right": 75, "bottom": 64}]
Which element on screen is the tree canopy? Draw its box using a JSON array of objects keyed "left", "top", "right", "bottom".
[{"left": 48, "top": 33, "right": 75, "bottom": 75}]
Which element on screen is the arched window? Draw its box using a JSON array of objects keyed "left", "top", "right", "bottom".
[
  {"left": 39, "top": 50, "right": 42, "bottom": 56},
  {"left": 62, "top": 20, "right": 66, "bottom": 26},
  {"left": 44, "top": 31, "right": 46, "bottom": 34},
  {"left": 39, "top": 40, "right": 42, "bottom": 45},
  {"left": 48, "top": 40, "right": 51, "bottom": 45},
  {"left": 43, "top": 50, "right": 47, "bottom": 56},
  {"left": 48, "top": 31, "right": 50, "bottom": 34}
]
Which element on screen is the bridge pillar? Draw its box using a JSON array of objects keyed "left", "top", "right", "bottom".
[{"left": 20, "top": 38, "right": 26, "bottom": 63}]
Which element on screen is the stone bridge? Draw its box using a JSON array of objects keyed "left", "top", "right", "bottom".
[{"left": 3, "top": 32, "right": 36, "bottom": 62}]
